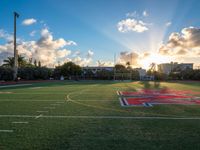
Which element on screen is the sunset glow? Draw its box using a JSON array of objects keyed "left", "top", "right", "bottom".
[{"left": 140, "top": 54, "right": 171, "bottom": 69}]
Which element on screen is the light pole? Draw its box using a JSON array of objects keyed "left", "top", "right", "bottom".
[
  {"left": 13, "top": 12, "right": 19, "bottom": 80},
  {"left": 113, "top": 53, "right": 116, "bottom": 80}
]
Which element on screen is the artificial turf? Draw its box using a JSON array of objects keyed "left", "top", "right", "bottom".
[{"left": 0, "top": 81, "right": 200, "bottom": 150}]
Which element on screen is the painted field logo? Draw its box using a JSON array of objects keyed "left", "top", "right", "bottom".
[{"left": 118, "top": 89, "right": 200, "bottom": 107}]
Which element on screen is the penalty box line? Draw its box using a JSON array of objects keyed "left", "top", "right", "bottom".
[{"left": 1, "top": 115, "right": 200, "bottom": 120}]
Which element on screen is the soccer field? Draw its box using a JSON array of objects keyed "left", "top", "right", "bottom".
[{"left": 0, "top": 81, "right": 200, "bottom": 150}]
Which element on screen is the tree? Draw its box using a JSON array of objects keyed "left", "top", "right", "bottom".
[
  {"left": 96, "top": 69, "right": 113, "bottom": 80},
  {"left": 38, "top": 61, "right": 41, "bottom": 67},
  {"left": 126, "top": 62, "right": 131, "bottom": 69},
  {"left": 2, "top": 55, "right": 27, "bottom": 67},
  {"left": 0, "top": 67, "right": 13, "bottom": 81},
  {"left": 131, "top": 70, "right": 139, "bottom": 80},
  {"left": 53, "top": 62, "right": 82, "bottom": 79},
  {"left": 34, "top": 60, "right": 37, "bottom": 67},
  {"left": 18, "top": 67, "right": 52, "bottom": 80},
  {"left": 3, "top": 57, "right": 14, "bottom": 67},
  {"left": 115, "top": 64, "right": 126, "bottom": 73},
  {"left": 150, "top": 63, "right": 156, "bottom": 72}
]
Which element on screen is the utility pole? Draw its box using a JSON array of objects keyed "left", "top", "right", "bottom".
[
  {"left": 113, "top": 53, "right": 116, "bottom": 80},
  {"left": 13, "top": 12, "right": 19, "bottom": 80}
]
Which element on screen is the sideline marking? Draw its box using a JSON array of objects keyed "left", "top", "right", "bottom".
[
  {"left": 36, "top": 111, "right": 48, "bottom": 113},
  {"left": 44, "top": 107, "right": 55, "bottom": 109},
  {"left": 0, "top": 99, "right": 66, "bottom": 102},
  {"left": 0, "top": 84, "right": 32, "bottom": 88},
  {"left": 0, "top": 92, "right": 13, "bottom": 94},
  {"left": 35, "top": 114, "right": 43, "bottom": 119},
  {"left": 29, "top": 87, "right": 42, "bottom": 89},
  {"left": 12, "top": 121, "right": 29, "bottom": 124},
  {"left": 50, "top": 104, "right": 60, "bottom": 106},
  {"left": 1, "top": 115, "right": 200, "bottom": 120},
  {"left": 70, "top": 100, "right": 115, "bottom": 101},
  {"left": 56, "top": 102, "right": 65, "bottom": 104},
  {"left": 0, "top": 130, "right": 13, "bottom": 133}
]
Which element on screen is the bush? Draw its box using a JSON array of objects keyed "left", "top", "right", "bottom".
[
  {"left": 18, "top": 67, "right": 52, "bottom": 80},
  {"left": 0, "top": 67, "right": 13, "bottom": 81},
  {"left": 53, "top": 62, "right": 82, "bottom": 79}
]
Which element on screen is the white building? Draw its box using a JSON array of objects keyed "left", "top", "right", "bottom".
[
  {"left": 158, "top": 62, "right": 193, "bottom": 75},
  {"left": 134, "top": 68, "right": 154, "bottom": 80},
  {"left": 82, "top": 66, "right": 114, "bottom": 74}
]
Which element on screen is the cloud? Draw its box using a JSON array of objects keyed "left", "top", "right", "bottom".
[
  {"left": 143, "top": 52, "right": 151, "bottom": 58},
  {"left": 126, "top": 11, "right": 138, "bottom": 18},
  {"left": 73, "top": 51, "right": 81, "bottom": 56},
  {"left": 22, "top": 18, "right": 37, "bottom": 26},
  {"left": 126, "top": 11, "right": 148, "bottom": 18},
  {"left": 166, "top": 21, "right": 172, "bottom": 27},
  {"left": 51, "top": 49, "right": 93, "bottom": 67},
  {"left": 143, "top": 10, "right": 148, "bottom": 17},
  {"left": 0, "top": 29, "right": 13, "bottom": 42},
  {"left": 73, "top": 56, "right": 92, "bottom": 66},
  {"left": 119, "top": 51, "right": 139, "bottom": 66},
  {"left": 87, "top": 50, "right": 94, "bottom": 58},
  {"left": 117, "top": 18, "right": 148, "bottom": 33},
  {"left": 159, "top": 26, "right": 200, "bottom": 58},
  {"left": 96, "top": 60, "right": 114, "bottom": 67},
  {"left": 30, "top": 31, "right": 36, "bottom": 37},
  {"left": 70, "top": 50, "right": 94, "bottom": 66},
  {"left": 0, "top": 28, "right": 77, "bottom": 67},
  {"left": 56, "top": 49, "right": 71, "bottom": 58}
]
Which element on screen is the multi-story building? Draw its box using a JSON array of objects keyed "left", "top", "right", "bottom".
[
  {"left": 134, "top": 68, "right": 154, "bottom": 80},
  {"left": 158, "top": 62, "right": 193, "bottom": 74}
]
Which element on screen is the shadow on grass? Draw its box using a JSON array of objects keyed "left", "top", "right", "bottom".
[{"left": 139, "top": 81, "right": 163, "bottom": 89}]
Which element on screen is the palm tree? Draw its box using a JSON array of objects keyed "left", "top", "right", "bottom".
[
  {"left": 3, "top": 57, "right": 14, "bottom": 67},
  {"left": 3, "top": 55, "right": 27, "bottom": 67},
  {"left": 126, "top": 61, "right": 131, "bottom": 70},
  {"left": 149, "top": 62, "right": 156, "bottom": 72}
]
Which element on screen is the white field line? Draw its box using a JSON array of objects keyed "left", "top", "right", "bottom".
[
  {"left": 1, "top": 115, "right": 200, "bottom": 120},
  {"left": 35, "top": 114, "right": 43, "bottom": 119},
  {"left": 56, "top": 102, "right": 65, "bottom": 104},
  {"left": 0, "top": 130, "right": 13, "bottom": 133},
  {"left": 0, "top": 100, "right": 66, "bottom": 102},
  {"left": 0, "top": 92, "right": 13, "bottom": 94},
  {"left": 50, "top": 104, "right": 60, "bottom": 106},
  {"left": 43, "top": 107, "right": 55, "bottom": 109},
  {"left": 29, "top": 87, "right": 42, "bottom": 89},
  {"left": 36, "top": 111, "right": 48, "bottom": 113},
  {"left": 0, "top": 99, "right": 116, "bottom": 102},
  {"left": 71, "top": 100, "right": 116, "bottom": 101},
  {"left": 12, "top": 121, "right": 29, "bottom": 124},
  {"left": 1, "top": 93, "right": 67, "bottom": 95},
  {"left": 0, "top": 84, "right": 32, "bottom": 88},
  {"left": 119, "top": 98, "right": 125, "bottom": 107}
]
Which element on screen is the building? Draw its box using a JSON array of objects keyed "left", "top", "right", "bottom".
[
  {"left": 134, "top": 68, "right": 154, "bottom": 80},
  {"left": 82, "top": 66, "right": 114, "bottom": 74},
  {"left": 158, "top": 62, "right": 193, "bottom": 75}
]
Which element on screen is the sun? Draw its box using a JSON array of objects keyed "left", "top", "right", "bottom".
[{"left": 140, "top": 53, "right": 171, "bottom": 70}]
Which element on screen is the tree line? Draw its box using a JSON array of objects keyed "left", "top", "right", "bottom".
[{"left": 0, "top": 56, "right": 199, "bottom": 81}]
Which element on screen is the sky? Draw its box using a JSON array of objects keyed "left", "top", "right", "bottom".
[{"left": 0, "top": 0, "right": 200, "bottom": 69}]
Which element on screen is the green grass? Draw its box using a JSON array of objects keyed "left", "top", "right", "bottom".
[{"left": 0, "top": 81, "right": 200, "bottom": 150}]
